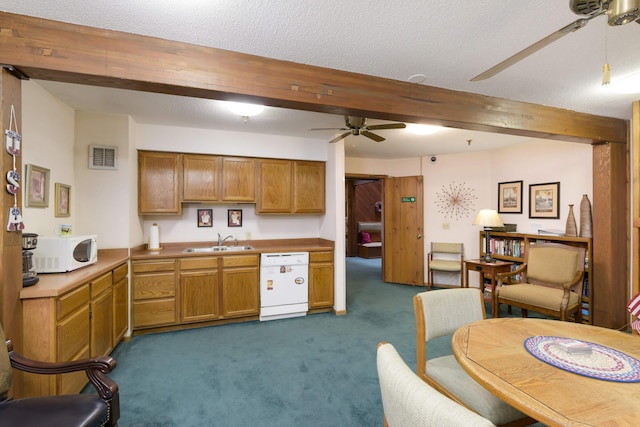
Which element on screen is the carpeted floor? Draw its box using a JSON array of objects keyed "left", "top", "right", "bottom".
[{"left": 97, "top": 257, "right": 544, "bottom": 426}]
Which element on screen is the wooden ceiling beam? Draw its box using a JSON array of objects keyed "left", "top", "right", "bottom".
[{"left": 0, "top": 12, "right": 628, "bottom": 144}]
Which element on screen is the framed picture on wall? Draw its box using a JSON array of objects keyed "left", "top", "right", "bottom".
[
  {"left": 529, "top": 182, "right": 560, "bottom": 219},
  {"left": 197, "top": 209, "right": 213, "bottom": 227},
  {"left": 54, "top": 183, "right": 71, "bottom": 217},
  {"left": 228, "top": 209, "right": 242, "bottom": 227},
  {"left": 498, "top": 180, "right": 523, "bottom": 214},
  {"left": 25, "top": 164, "right": 50, "bottom": 208}
]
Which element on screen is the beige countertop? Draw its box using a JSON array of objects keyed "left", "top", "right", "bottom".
[
  {"left": 20, "top": 248, "right": 129, "bottom": 299},
  {"left": 22, "top": 238, "right": 334, "bottom": 300}
]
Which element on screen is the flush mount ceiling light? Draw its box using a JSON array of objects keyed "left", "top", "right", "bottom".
[
  {"left": 225, "top": 102, "right": 265, "bottom": 117},
  {"left": 406, "top": 124, "right": 442, "bottom": 135}
]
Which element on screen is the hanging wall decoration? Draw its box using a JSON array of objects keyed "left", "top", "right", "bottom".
[
  {"left": 5, "top": 105, "right": 25, "bottom": 231},
  {"left": 435, "top": 181, "right": 477, "bottom": 220}
]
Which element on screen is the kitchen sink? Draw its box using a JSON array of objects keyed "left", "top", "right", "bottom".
[{"left": 183, "top": 245, "right": 254, "bottom": 253}]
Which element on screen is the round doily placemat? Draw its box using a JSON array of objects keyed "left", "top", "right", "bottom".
[{"left": 524, "top": 335, "right": 640, "bottom": 382}]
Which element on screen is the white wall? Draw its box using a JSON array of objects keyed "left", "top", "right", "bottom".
[{"left": 21, "top": 81, "right": 75, "bottom": 237}]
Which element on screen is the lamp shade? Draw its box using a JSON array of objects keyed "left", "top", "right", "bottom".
[{"left": 473, "top": 209, "right": 504, "bottom": 227}]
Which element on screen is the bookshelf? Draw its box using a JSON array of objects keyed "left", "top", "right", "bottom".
[{"left": 480, "top": 231, "right": 593, "bottom": 324}]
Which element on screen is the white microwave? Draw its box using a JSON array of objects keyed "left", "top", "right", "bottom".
[{"left": 33, "top": 235, "right": 98, "bottom": 273}]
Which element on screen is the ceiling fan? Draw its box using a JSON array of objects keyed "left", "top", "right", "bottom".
[
  {"left": 310, "top": 116, "right": 406, "bottom": 143},
  {"left": 471, "top": 0, "right": 640, "bottom": 81}
]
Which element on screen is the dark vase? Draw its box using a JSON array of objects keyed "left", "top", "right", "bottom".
[
  {"left": 565, "top": 204, "right": 577, "bottom": 237},
  {"left": 580, "top": 194, "right": 593, "bottom": 238}
]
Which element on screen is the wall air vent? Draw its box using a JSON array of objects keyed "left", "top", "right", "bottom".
[{"left": 89, "top": 145, "right": 118, "bottom": 170}]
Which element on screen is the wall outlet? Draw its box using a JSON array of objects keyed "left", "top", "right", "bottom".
[
  {"left": 442, "top": 222, "right": 450, "bottom": 230},
  {"left": 245, "top": 231, "right": 252, "bottom": 240}
]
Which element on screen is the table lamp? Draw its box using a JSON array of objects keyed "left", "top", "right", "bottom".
[{"left": 473, "top": 209, "right": 503, "bottom": 262}]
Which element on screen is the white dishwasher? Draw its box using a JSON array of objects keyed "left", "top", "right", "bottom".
[{"left": 260, "top": 252, "right": 309, "bottom": 321}]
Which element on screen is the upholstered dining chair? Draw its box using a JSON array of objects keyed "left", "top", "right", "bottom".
[
  {"left": 376, "top": 342, "right": 496, "bottom": 427},
  {"left": 0, "top": 323, "right": 119, "bottom": 427},
  {"left": 492, "top": 242, "right": 586, "bottom": 321},
  {"left": 427, "top": 242, "right": 464, "bottom": 290},
  {"left": 413, "top": 288, "right": 534, "bottom": 427}
]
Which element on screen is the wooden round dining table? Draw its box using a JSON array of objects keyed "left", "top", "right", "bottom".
[{"left": 452, "top": 317, "right": 640, "bottom": 427}]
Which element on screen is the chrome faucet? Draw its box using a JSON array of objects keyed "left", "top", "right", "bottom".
[{"left": 218, "top": 233, "right": 234, "bottom": 246}]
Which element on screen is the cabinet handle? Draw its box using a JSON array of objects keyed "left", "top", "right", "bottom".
[{"left": 417, "top": 234, "right": 422, "bottom": 239}]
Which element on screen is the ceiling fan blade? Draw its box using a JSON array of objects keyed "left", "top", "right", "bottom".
[
  {"left": 366, "top": 123, "right": 407, "bottom": 131},
  {"left": 361, "top": 131, "right": 385, "bottom": 142},
  {"left": 309, "top": 127, "right": 347, "bottom": 131},
  {"left": 328, "top": 132, "right": 351, "bottom": 143},
  {"left": 471, "top": 14, "right": 604, "bottom": 82}
]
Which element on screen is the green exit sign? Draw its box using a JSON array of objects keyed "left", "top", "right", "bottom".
[{"left": 401, "top": 197, "right": 416, "bottom": 202}]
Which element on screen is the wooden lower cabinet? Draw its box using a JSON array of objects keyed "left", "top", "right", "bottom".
[
  {"left": 221, "top": 255, "right": 259, "bottom": 318},
  {"left": 132, "top": 254, "right": 260, "bottom": 333},
  {"left": 309, "top": 251, "right": 334, "bottom": 310},
  {"left": 180, "top": 257, "right": 219, "bottom": 323},
  {"left": 132, "top": 259, "right": 177, "bottom": 329},
  {"left": 21, "top": 261, "right": 129, "bottom": 397},
  {"left": 112, "top": 263, "right": 129, "bottom": 344}
]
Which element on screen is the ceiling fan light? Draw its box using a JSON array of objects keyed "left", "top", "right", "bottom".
[
  {"left": 226, "top": 102, "right": 265, "bottom": 117},
  {"left": 612, "top": 72, "right": 640, "bottom": 93},
  {"left": 407, "top": 124, "right": 442, "bottom": 135}
]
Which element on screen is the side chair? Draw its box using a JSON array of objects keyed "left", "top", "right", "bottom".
[
  {"left": 0, "top": 324, "right": 119, "bottom": 427},
  {"left": 413, "top": 288, "right": 534, "bottom": 427},
  {"left": 427, "top": 242, "right": 464, "bottom": 290},
  {"left": 492, "top": 242, "right": 585, "bottom": 321},
  {"left": 376, "top": 342, "right": 496, "bottom": 427}
]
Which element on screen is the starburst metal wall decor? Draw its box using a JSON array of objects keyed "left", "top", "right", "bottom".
[{"left": 435, "top": 181, "right": 477, "bottom": 220}]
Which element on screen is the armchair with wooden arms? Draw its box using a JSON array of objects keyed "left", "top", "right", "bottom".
[
  {"left": 492, "top": 242, "right": 586, "bottom": 322},
  {"left": 0, "top": 324, "right": 119, "bottom": 427}
]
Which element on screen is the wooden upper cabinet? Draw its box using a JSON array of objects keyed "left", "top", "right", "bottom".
[
  {"left": 221, "top": 157, "right": 256, "bottom": 202},
  {"left": 183, "top": 154, "right": 220, "bottom": 202},
  {"left": 293, "top": 160, "right": 325, "bottom": 213},
  {"left": 257, "top": 159, "right": 293, "bottom": 213},
  {"left": 138, "top": 150, "right": 182, "bottom": 214}
]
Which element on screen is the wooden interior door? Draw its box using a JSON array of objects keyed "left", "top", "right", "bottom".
[{"left": 382, "top": 176, "right": 424, "bottom": 286}]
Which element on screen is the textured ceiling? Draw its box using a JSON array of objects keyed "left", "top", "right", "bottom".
[{"left": 2, "top": 0, "right": 638, "bottom": 158}]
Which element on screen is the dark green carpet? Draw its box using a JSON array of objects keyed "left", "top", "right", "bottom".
[{"left": 96, "top": 257, "right": 542, "bottom": 426}]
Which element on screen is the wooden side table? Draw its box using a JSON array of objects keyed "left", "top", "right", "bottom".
[{"left": 463, "top": 259, "right": 514, "bottom": 306}]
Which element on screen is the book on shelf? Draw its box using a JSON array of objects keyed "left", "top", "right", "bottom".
[{"left": 553, "top": 339, "right": 592, "bottom": 355}]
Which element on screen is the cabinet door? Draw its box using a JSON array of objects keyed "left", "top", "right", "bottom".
[
  {"left": 180, "top": 269, "right": 220, "bottom": 323},
  {"left": 221, "top": 157, "right": 256, "bottom": 202},
  {"left": 91, "top": 288, "right": 113, "bottom": 357},
  {"left": 138, "top": 150, "right": 182, "bottom": 214},
  {"left": 183, "top": 154, "right": 220, "bottom": 202},
  {"left": 221, "top": 267, "right": 259, "bottom": 318},
  {"left": 293, "top": 160, "right": 325, "bottom": 213},
  {"left": 256, "top": 159, "right": 292, "bottom": 213},
  {"left": 309, "top": 251, "right": 334, "bottom": 309},
  {"left": 113, "top": 275, "right": 128, "bottom": 344}
]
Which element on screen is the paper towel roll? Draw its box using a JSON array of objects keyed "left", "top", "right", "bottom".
[{"left": 149, "top": 223, "right": 160, "bottom": 249}]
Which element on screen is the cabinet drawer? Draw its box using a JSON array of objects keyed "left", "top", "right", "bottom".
[
  {"left": 132, "top": 259, "right": 176, "bottom": 273},
  {"left": 57, "top": 285, "right": 90, "bottom": 320},
  {"left": 113, "top": 262, "right": 129, "bottom": 283},
  {"left": 57, "top": 304, "right": 90, "bottom": 361},
  {"left": 91, "top": 271, "right": 112, "bottom": 298},
  {"left": 133, "top": 272, "right": 176, "bottom": 300},
  {"left": 310, "top": 251, "right": 333, "bottom": 263},
  {"left": 133, "top": 299, "right": 177, "bottom": 328},
  {"left": 179, "top": 256, "right": 218, "bottom": 270},
  {"left": 222, "top": 254, "right": 259, "bottom": 268}
]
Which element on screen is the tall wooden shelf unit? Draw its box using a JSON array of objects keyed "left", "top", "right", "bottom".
[{"left": 480, "top": 231, "right": 593, "bottom": 324}]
